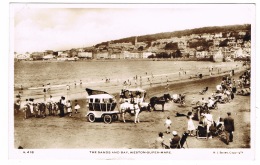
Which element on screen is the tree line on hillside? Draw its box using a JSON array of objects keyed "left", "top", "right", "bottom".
[{"left": 95, "top": 24, "right": 250, "bottom": 47}]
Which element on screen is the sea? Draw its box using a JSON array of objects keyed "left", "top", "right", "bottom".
[{"left": 13, "top": 60, "right": 242, "bottom": 102}]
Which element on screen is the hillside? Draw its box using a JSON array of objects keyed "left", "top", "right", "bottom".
[{"left": 95, "top": 24, "right": 251, "bottom": 47}]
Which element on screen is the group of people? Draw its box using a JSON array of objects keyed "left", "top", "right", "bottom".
[
  {"left": 154, "top": 116, "right": 187, "bottom": 149},
  {"left": 155, "top": 110, "right": 235, "bottom": 149},
  {"left": 15, "top": 95, "right": 81, "bottom": 119},
  {"left": 154, "top": 69, "right": 245, "bottom": 149}
]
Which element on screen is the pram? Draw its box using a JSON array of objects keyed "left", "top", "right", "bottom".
[
  {"left": 199, "top": 87, "right": 208, "bottom": 95},
  {"left": 209, "top": 121, "right": 224, "bottom": 137},
  {"left": 213, "top": 93, "right": 229, "bottom": 104},
  {"left": 236, "top": 88, "right": 250, "bottom": 96}
]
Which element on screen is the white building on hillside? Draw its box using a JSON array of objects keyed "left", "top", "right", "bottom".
[
  {"left": 43, "top": 54, "right": 54, "bottom": 60},
  {"left": 78, "top": 52, "right": 92, "bottom": 58}
]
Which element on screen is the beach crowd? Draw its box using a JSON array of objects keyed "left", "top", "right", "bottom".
[{"left": 154, "top": 69, "right": 250, "bottom": 149}]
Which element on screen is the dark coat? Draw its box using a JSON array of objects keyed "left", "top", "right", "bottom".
[
  {"left": 224, "top": 116, "right": 235, "bottom": 132},
  {"left": 170, "top": 135, "right": 181, "bottom": 148}
]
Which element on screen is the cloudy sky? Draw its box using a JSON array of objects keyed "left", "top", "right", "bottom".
[{"left": 11, "top": 3, "right": 254, "bottom": 53}]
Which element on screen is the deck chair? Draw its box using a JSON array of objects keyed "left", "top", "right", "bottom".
[
  {"left": 196, "top": 125, "right": 208, "bottom": 140},
  {"left": 199, "top": 87, "right": 208, "bottom": 94}
]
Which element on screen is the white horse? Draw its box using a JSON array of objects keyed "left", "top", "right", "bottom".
[{"left": 119, "top": 102, "right": 143, "bottom": 123}]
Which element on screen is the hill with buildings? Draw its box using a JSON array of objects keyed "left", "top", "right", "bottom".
[{"left": 15, "top": 24, "right": 251, "bottom": 62}]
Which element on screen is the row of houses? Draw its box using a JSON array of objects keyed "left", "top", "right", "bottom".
[{"left": 15, "top": 46, "right": 249, "bottom": 61}]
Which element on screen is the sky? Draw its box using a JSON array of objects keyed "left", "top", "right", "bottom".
[{"left": 11, "top": 3, "right": 254, "bottom": 54}]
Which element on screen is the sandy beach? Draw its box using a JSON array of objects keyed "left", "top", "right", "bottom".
[{"left": 13, "top": 65, "right": 251, "bottom": 150}]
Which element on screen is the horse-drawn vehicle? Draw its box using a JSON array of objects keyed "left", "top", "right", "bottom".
[
  {"left": 85, "top": 88, "right": 119, "bottom": 124},
  {"left": 119, "top": 88, "right": 150, "bottom": 123}
]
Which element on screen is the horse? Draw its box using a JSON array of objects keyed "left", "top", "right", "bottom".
[
  {"left": 20, "top": 105, "right": 30, "bottom": 119},
  {"left": 33, "top": 103, "right": 40, "bottom": 117},
  {"left": 38, "top": 102, "right": 46, "bottom": 118},
  {"left": 46, "top": 102, "right": 56, "bottom": 116},
  {"left": 52, "top": 102, "right": 60, "bottom": 116},
  {"left": 119, "top": 102, "right": 148, "bottom": 123},
  {"left": 149, "top": 94, "right": 172, "bottom": 112}
]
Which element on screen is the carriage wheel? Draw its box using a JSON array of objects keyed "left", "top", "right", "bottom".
[
  {"left": 103, "top": 115, "right": 112, "bottom": 124},
  {"left": 88, "top": 113, "right": 95, "bottom": 122},
  {"left": 112, "top": 114, "right": 118, "bottom": 121}
]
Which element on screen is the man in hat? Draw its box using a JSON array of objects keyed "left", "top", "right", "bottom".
[
  {"left": 59, "top": 96, "right": 66, "bottom": 117},
  {"left": 224, "top": 112, "right": 235, "bottom": 145},
  {"left": 169, "top": 131, "right": 181, "bottom": 149}
]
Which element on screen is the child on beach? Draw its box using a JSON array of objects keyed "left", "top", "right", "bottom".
[
  {"left": 187, "top": 112, "right": 195, "bottom": 136},
  {"left": 164, "top": 116, "right": 172, "bottom": 134},
  {"left": 66, "top": 100, "right": 72, "bottom": 117},
  {"left": 74, "top": 100, "right": 80, "bottom": 114}
]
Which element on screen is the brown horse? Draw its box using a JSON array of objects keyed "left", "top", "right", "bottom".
[{"left": 149, "top": 94, "right": 172, "bottom": 112}]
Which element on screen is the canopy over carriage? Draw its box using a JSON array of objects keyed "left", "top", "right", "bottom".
[
  {"left": 119, "top": 88, "right": 147, "bottom": 104},
  {"left": 85, "top": 91, "right": 119, "bottom": 124}
]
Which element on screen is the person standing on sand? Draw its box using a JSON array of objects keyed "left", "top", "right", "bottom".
[
  {"left": 14, "top": 99, "right": 21, "bottom": 114},
  {"left": 59, "top": 96, "right": 66, "bottom": 117},
  {"left": 164, "top": 116, "right": 172, "bottom": 134},
  {"left": 187, "top": 112, "right": 195, "bottom": 136},
  {"left": 47, "top": 95, "right": 54, "bottom": 115},
  {"left": 66, "top": 100, "right": 72, "bottom": 117},
  {"left": 43, "top": 85, "right": 46, "bottom": 93},
  {"left": 165, "top": 83, "right": 169, "bottom": 91},
  {"left": 224, "top": 112, "right": 235, "bottom": 145},
  {"left": 204, "top": 111, "right": 214, "bottom": 139}
]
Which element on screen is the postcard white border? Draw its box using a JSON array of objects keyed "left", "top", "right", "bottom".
[{"left": 3, "top": 0, "right": 259, "bottom": 163}]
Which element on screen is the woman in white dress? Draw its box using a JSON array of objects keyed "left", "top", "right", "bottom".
[{"left": 187, "top": 112, "right": 195, "bottom": 136}]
